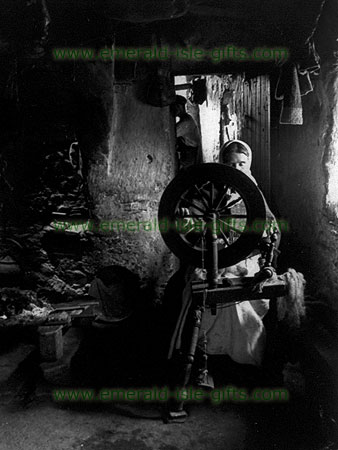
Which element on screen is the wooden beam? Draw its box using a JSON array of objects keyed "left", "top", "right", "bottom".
[{"left": 192, "top": 277, "right": 287, "bottom": 305}]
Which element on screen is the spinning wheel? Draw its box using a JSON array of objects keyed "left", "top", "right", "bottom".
[
  {"left": 159, "top": 164, "right": 286, "bottom": 423},
  {"left": 158, "top": 163, "right": 267, "bottom": 269}
]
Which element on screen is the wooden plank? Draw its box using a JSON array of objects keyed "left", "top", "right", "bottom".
[
  {"left": 263, "top": 75, "right": 267, "bottom": 197},
  {"left": 260, "top": 77, "right": 262, "bottom": 188},
  {"left": 192, "top": 279, "right": 287, "bottom": 305},
  {"left": 266, "top": 75, "right": 271, "bottom": 202},
  {"left": 245, "top": 79, "right": 250, "bottom": 146},
  {"left": 252, "top": 78, "right": 257, "bottom": 183},
  {"left": 175, "top": 83, "right": 192, "bottom": 90},
  {"left": 260, "top": 76, "right": 264, "bottom": 191},
  {"left": 240, "top": 75, "right": 244, "bottom": 139},
  {"left": 257, "top": 77, "right": 261, "bottom": 188},
  {"left": 72, "top": 304, "right": 98, "bottom": 326},
  {"left": 232, "top": 74, "right": 271, "bottom": 201}
]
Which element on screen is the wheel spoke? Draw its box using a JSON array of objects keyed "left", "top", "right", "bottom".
[
  {"left": 179, "top": 214, "right": 205, "bottom": 218},
  {"left": 218, "top": 218, "right": 245, "bottom": 234},
  {"left": 193, "top": 185, "right": 210, "bottom": 209},
  {"left": 182, "top": 225, "right": 195, "bottom": 236},
  {"left": 225, "top": 196, "right": 243, "bottom": 209},
  {"left": 200, "top": 181, "right": 212, "bottom": 204},
  {"left": 218, "top": 196, "right": 243, "bottom": 212},
  {"left": 179, "top": 197, "right": 206, "bottom": 214},
  {"left": 213, "top": 185, "right": 230, "bottom": 210},
  {"left": 219, "top": 229, "right": 230, "bottom": 246},
  {"left": 209, "top": 182, "right": 215, "bottom": 206}
]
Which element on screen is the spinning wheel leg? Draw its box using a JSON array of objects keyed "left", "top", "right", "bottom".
[{"left": 163, "top": 306, "right": 204, "bottom": 423}]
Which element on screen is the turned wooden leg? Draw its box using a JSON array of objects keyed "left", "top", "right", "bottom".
[{"left": 163, "top": 305, "right": 204, "bottom": 423}]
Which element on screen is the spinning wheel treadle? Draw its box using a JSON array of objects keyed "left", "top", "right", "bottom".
[{"left": 158, "top": 163, "right": 267, "bottom": 268}]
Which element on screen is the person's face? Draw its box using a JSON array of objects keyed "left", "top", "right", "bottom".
[{"left": 223, "top": 152, "right": 250, "bottom": 173}]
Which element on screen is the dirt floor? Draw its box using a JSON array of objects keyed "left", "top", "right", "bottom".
[
  {"left": 0, "top": 309, "right": 335, "bottom": 450},
  {"left": 0, "top": 344, "right": 329, "bottom": 450},
  {"left": 0, "top": 390, "right": 325, "bottom": 450}
]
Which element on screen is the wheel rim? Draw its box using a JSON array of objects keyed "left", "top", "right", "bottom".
[{"left": 158, "top": 163, "right": 267, "bottom": 268}]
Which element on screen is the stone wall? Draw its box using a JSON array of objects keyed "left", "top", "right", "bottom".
[
  {"left": 0, "top": 58, "right": 177, "bottom": 309},
  {"left": 271, "top": 59, "right": 338, "bottom": 308}
]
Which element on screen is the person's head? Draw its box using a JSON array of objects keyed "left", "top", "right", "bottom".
[
  {"left": 219, "top": 140, "right": 252, "bottom": 173},
  {"left": 173, "top": 95, "right": 187, "bottom": 117}
]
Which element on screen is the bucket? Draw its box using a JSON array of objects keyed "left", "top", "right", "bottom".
[{"left": 38, "top": 325, "right": 63, "bottom": 361}]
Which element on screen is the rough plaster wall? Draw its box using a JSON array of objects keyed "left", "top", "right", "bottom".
[
  {"left": 87, "top": 83, "right": 177, "bottom": 300},
  {"left": 199, "top": 75, "right": 241, "bottom": 163},
  {"left": 325, "top": 74, "right": 338, "bottom": 217},
  {"left": 271, "top": 60, "right": 338, "bottom": 308},
  {"left": 199, "top": 76, "right": 223, "bottom": 162}
]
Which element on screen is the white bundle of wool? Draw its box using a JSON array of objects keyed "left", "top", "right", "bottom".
[{"left": 277, "top": 268, "right": 306, "bottom": 328}]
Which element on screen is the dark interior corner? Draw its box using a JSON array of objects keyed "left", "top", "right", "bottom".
[{"left": 0, "top": 1, "right": 338, "bottom": 449}]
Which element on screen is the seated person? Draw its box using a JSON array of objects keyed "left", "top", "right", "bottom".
[
  {"left": 165, "top": 140, "right": 280, "bottom": 383},
  {"left": 173, "top": 95, "right": 203, "bottom": 169}
]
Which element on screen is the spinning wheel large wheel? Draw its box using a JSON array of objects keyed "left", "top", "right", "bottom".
[{"left": 158, "top": 163, "right": 267, "bottom": 268}]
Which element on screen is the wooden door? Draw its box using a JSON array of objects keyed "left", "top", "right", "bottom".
[{"left": 238, "top": 75, "right": 271, "bottom": 201}]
